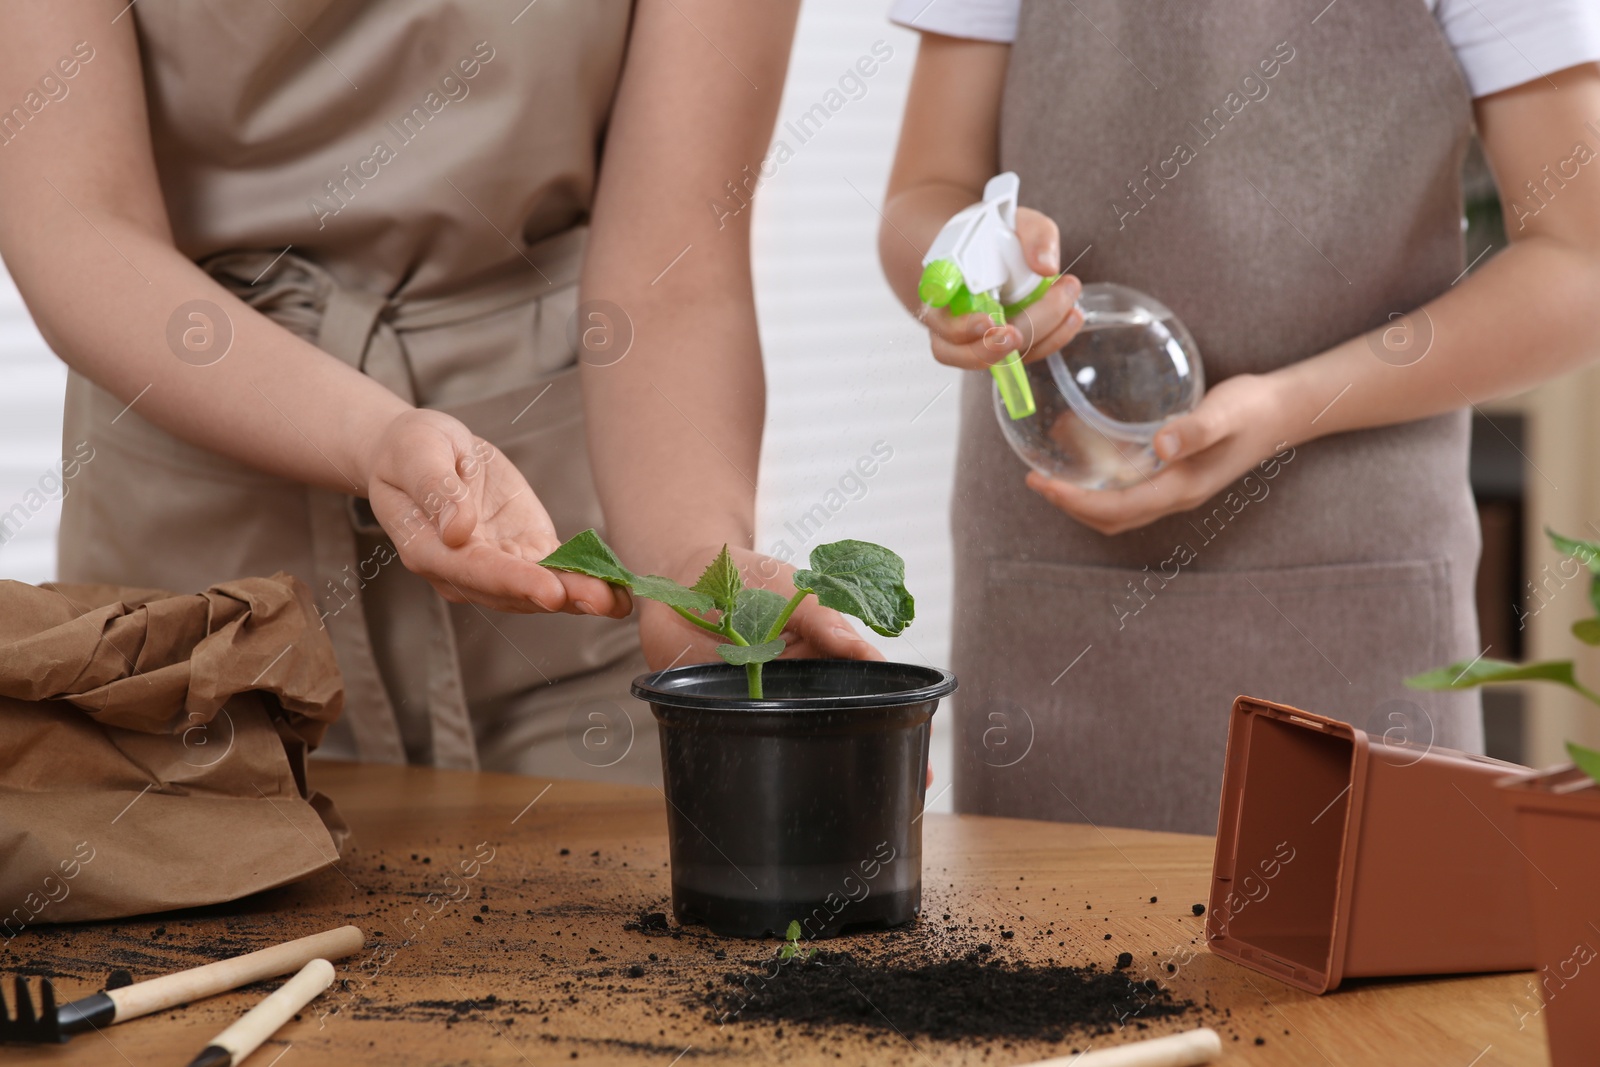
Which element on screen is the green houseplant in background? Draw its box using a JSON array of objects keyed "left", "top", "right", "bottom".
[
  {"left": 1408, "top": 528, "right": 1600, "bottom": 781},
  {"left": 1409, "top": 527, "right": 1600, "bottom": 1067},
  {"left": 539, "top": 530, "right": 914, "bottom": 699}
]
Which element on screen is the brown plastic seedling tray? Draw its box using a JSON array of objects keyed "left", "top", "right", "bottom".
[
  {"left": 1497, "top": 764, "right": 1600, "bottom": 1066},
  {"left": 1206, "top": 696, "right": 1534, "bottom": 993}
]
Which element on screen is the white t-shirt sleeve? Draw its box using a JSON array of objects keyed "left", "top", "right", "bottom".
[
  {"left": 888, "top": 0, "right": 1600, "bottom": 98},
  {"left": 886, "top": 0, "right": 1020, "bottom": 43},
  {"left": 1433, "top": 0, "right": 1600, "bottom": 97}
]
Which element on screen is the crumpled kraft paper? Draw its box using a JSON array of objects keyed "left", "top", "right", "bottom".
[{"left": 0, "top": 572, "right": 348, "bottom": 925}]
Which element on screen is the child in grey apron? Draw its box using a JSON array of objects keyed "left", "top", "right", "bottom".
[{"left": 933, "top": 0, "right": 1486, "bottom": 832}]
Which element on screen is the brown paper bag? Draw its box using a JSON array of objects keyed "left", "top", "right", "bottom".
[{"left": 0, "top": 572, "right": 347, "bottom": 927}]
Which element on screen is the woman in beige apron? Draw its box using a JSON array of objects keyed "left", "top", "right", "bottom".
[
  {"left": 881, "top": 0, "right": 1600, "bottom": 832},
  {"left": 0, "top": 1, "right": 877, "bottom": 782}
]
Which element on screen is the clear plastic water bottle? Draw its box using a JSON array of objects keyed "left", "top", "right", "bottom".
[{"left": 996, "top": 283, "right": 1205, "bottom": 490}]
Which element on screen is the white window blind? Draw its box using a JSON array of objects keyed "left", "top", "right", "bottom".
[{"left": 0, "top": 259, "right": 67, "bottom": 586}]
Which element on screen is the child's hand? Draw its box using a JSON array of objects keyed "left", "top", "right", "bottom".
[
  {"left": 921, "top": 207, "right": 1085, "bottom": 370},
  {"left": 1025, "top": 373, "right": 1290, "bottom": 535}
]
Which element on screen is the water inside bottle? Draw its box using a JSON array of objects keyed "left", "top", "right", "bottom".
[{"left": 997, "top": 283, "right": 1204, "bottom": 489}]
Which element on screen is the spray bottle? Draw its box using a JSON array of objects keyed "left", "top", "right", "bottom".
[{"left": 917, "top": 172, "right": 1057, "bottom": 420}]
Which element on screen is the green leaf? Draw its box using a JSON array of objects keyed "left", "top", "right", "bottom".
[
  {"left": 692, "top": 545, "right": 743, "bottom": 612},
  {"left": 1545, "top": 528, "right": 1600, "bottom": 618},
  {"left": 631, "top": 573, "right": 715, "bottom": 614},
  {"left": 1573, "top": 619, "right": 1600, "bottom": 646},
  {"left": 786, "top": 920, "right": 802, "bottom": 941},
  {"left": 540, "top": 529, "right": 715, "bottom": 614},
  {"left": 793, "top": 540, "right": 915, "bottom": 637},
  {"left": 1567, "top": 741, "right": 1600, "bottom": 786},
  {"left": 778, "top": 942, "right": 795, "bottom": 960},
  {"left": 731, "top": 587, "right": 789, "bottom": 645},
  {"left": 538, "top": 529, "right": 631, "bottom": 585},
  {"left": 716, "top": 638, "right": 785, "bottom": 666},
  {"left": 1406, "top": 657, "right": 1600, "bottom": 705},
  {"left": 1407, "top": 657, "right": 1576, "bottom": 689},
  {"left": 1545, "top": 528, "right": 1600, "bottom": 573}
]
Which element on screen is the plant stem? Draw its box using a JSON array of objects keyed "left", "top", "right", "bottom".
[
  {"left": 669, "top": 602, "right": 771, "bottom": 699},
  {"left": 714, "top": 615, "right": 767, "bottom": 699},
  {"left": 735, "top": 589, "right": 810, "bottom": 700},
  {"left": 671, "top": 605, "right": 724, "bottom": 634},
  {"left": 763, "top": 590, "right": 811, "bottom": 644}
]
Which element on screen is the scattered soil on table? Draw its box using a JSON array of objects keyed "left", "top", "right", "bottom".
[
  {"left": 706, "top": 947, "right": 1190, "bottom": 1043},
  {"left": 623, "top": 909, "right": 673, "bottom": 935},
  {"left": 678, "top": 907, "right": 1210, "bottom": 1050},
  {"left": 3, "top": 838, "right": 1243, "bottom": 1061}
]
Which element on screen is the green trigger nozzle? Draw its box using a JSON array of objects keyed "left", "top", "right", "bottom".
[
  {"left": 917, "top": 262, "right": 1038, "bottom": 421},
  {"left": 919, "top": 259, "right": 964, "bottom": 307}
]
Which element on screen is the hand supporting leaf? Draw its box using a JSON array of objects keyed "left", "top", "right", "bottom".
[
  {"left": 538, "top": 529, "right": 714, "bottom": 614},
  {"left": 538, "top": 528, "right": 632, "bottom": 585},
  {"left": 540, "top": 530, "right": 915, "bottom": 698}
]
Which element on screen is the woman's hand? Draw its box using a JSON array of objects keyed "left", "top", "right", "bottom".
[
  {"left": 636, "top": 544, "right": 883, "bottom": 671},
  {"left": 1026, "top": 373, "right": 1291, "bottom": 535},
  {"left": 366, "top": 409, "right": 631, "bottom": 617},
  {"left": 920, "top": 209, "right": 1084, "bottom": 370}
]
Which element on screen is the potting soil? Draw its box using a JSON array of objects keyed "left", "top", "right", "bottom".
[
  {"left": 687, "top": 904, "right": 1206, "bottom": 1048},
  {"left": 705, "top": 947, "right": 1190, "bottom": 1043}
]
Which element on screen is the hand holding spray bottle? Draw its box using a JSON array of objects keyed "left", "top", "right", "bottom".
[
  {"left": 916, "top": 173, "right": 1205, "bottom": 489},
  {"left": 916, "top": 172, "right": 1055, "bottom": 420}
]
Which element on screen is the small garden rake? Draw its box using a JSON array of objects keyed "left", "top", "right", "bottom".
[{"left": 0, "top": 925, "right": 363, "bottom": 1045}]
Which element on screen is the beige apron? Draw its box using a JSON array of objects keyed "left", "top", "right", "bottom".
[
  {"left": 58, "top": 0, "right": 660, "bottom": 783},
  {"left": 952, "top": 0, "right": 1484, "bottom": 833}
]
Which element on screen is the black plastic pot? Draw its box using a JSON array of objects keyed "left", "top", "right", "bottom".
[{"left": 632, "top": 659, "right": 956, "bottom": 939}]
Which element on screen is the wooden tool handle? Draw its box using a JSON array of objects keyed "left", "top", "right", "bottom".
[
  {"left": 110, "top": 925, "right": 363, "bottom": 1022},
  {"left": 199, "top": 959, "right": 336, "bottom": 1067},
  {"left": 1019, "top": 1027, "right": 1223, "bottom": 1067}
]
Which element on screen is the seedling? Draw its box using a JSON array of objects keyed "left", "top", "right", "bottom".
[
  {"left": 777, "top": 920, "right": 813, "bottom": 961},
  {"left": 1408, "top": 527, "right": 1600, "bottom": 783},
  {"left": 539, "top": 530, "right": 915, "bottom": 699}
]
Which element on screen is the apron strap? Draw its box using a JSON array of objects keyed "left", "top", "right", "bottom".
[
  {"left": 304, "top": 487, "right": 409, "bottom": 763},
  {"left": 197, "top": 236, "right": 584, "bottom": 769}
]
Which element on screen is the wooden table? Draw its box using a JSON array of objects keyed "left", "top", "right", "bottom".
[{"left": 4, "top": 763, "right": 1547, "bottom": 1066}]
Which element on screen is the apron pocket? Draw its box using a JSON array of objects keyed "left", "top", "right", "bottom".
[{"left": 952, "top": 557, "right": 1477, "bottom": 834}]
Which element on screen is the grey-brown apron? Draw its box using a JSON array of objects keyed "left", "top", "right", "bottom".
[
  {"left": 57, "top": 0, "right": 660, "bottom": 783},
  {"left": 952, "top": 0, "right": 1484, "bottom": 833}
]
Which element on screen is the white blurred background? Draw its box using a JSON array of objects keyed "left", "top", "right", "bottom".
[{"left": 0, "top": 3, "right": 962, "bottom": 807}]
